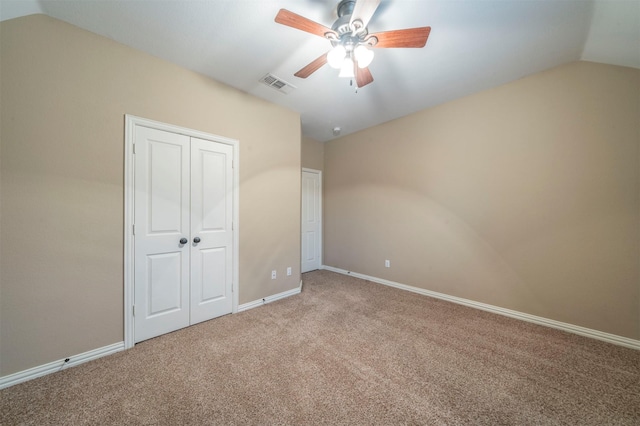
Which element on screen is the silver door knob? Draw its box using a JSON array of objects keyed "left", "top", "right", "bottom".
[
  {"left": 193, "top": 237, "right": 201, "bottom": 244},
  {"left": 179, "top": 238, "right": 188, "bottom": 245}
]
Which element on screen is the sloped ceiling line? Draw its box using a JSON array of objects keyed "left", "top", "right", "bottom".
[{"left": 1, "top": 0, "right": 638, "bottom": 142}]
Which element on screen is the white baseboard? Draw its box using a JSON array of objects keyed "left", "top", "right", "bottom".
[
  {"left": 321, "top": 265, "right": 640, "bottom": 350},
  {"left": 1, "top": 281, "right": 303, "bottom": 389},
  {"left": 237, "top": 280, "right": 303, "bottom": 313},
  {"left": 0, "top": 341, "right": 125, "bottom": 390}
]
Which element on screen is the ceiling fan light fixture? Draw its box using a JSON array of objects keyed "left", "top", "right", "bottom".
[
  {"left": 327, "top": 45, "right": 347, "bottom": 69},
  {"left": 338, "top": 57, "right": 355, "bottom": 78},
  {"left": 354, "top": 45, "right": 374, "bottom": 68}
]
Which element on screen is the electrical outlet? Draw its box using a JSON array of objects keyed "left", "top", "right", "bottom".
[
  {"left": 287, "top": 267, "right": 292, "bottom": 276},
  {"left": 385, "top": 260, "right": 391, "bottom": 268},
  {"left": 271, "top": 270, "right": 277, "bottom": 279}
]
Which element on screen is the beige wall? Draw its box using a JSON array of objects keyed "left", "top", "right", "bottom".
[
  {"left": 0, "top": 15, "right": 301, "bottom": 376},
  {"left": 301, "top": 136, "right": 324, "bottom": 171},
  {"left": 324, "top": 61, "right": 640, "bottom": 340}
]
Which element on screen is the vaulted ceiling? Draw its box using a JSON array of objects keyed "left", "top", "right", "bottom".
[{"left": 2, "top": 0, "right": 639, "bottom": 141}]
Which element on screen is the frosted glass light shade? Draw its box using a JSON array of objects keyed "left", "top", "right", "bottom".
[
  {"left": 338, "top": 57, "right": 355, "bottom": 78},
  {"left": 327, "top": 45, "right": 347, "bottom": 69},
  {"left": 354, "top": 45, "right": 374, "bottom": 68}
]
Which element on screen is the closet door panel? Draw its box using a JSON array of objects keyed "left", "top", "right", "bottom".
[
  {"left": 190, "top": 137, "right": 234, "bottom": 324},
  {"left": 134, "top": 126, "right": 190, "bottom": 342}
]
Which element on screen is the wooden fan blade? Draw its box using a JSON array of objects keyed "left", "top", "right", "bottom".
[
  {"left": 350, "top": 0, "right": 381, "bottom": 30},
  {"left": 294, "top": 52, "right": 329, "bottom": 78},
  {"left": 355, "top": 64, "right": 374, "bottom": 88},
  {"left": 275, "top": 9, "right": 336, "bottom": 38},
  {"left": 369, "top": 27, "right": 431, "bottom": 48}
]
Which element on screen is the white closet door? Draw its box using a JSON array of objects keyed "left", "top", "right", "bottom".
[
  {"left": 302, "top": 170, "right": 321, "bottom": 273},
  {"left": 190, "top": 137, "right": 234, "bottom": 324},
  {"left": 134, "top": 126, "right": 191, "bottom": 342}
]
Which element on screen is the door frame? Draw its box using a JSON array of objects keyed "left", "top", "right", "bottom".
[
  {"left": 123, "top": 114, "right": 239, "bottom": 349},
  {"left": 301, "top": 168, "right": 322, "bottom": 272}
]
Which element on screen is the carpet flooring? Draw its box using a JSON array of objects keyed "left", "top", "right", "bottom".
[{"left": 1, "top": 270, "right": 639, "bottom": 425}]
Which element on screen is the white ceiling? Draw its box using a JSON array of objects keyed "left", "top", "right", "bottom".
[{"left": 1, "top": 0, "right": 639, "bottom": 142}]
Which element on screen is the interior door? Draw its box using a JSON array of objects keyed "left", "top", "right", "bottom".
[
  {"left": 134, "top": 126, "right": 191, "bottom": 342},
  {"left": 190, "top": 137, "right": 234, "bottom": 324},
  {"left": 301, "top": 170, "right": 321, "bottom": 273},
  {"left": 134, "top": 128, "right": 234, "bottom": 343}
]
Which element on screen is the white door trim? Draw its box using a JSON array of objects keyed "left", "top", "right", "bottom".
[
  {"left": 124, "top": 115, "right": 239, "bottom": 349},
  {"left": 301, "top": 168, "right": 322, "bottom": 272}
]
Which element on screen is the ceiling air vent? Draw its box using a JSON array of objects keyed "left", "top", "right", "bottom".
[{"left": 260, "top": 74, "right": 296, "bottom": 94}]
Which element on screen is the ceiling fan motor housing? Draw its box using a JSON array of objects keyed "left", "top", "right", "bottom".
[{"left": 332, "top": 0, "right": 370, "bottom": 48}]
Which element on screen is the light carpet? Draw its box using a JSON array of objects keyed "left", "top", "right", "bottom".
[{"left": 1, "top": 270, "right": 639, "bottom": 425}]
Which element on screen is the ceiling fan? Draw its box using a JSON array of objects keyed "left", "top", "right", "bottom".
[{"left": 275, "top": 0, "right": 431, "bottom": 88}]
